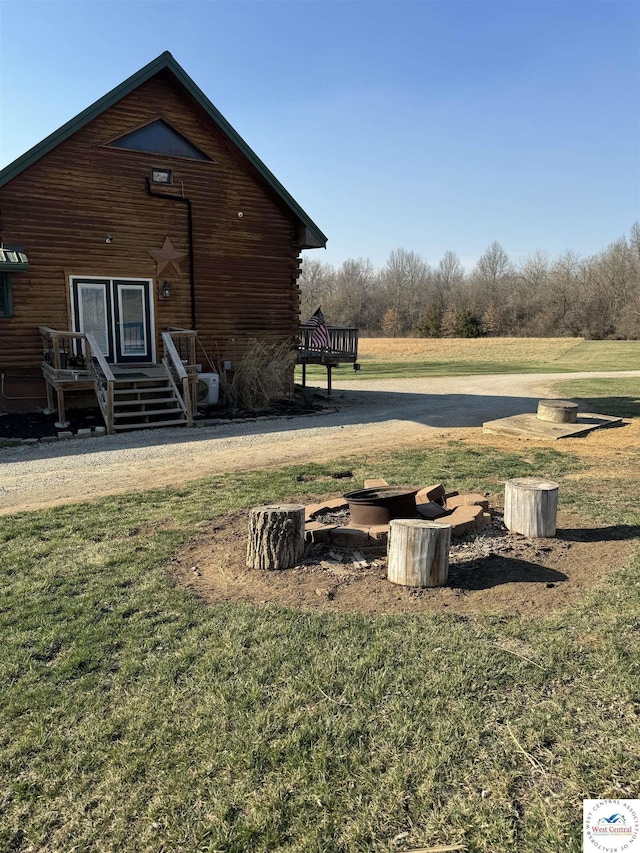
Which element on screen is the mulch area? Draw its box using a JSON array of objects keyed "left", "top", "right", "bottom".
[
  {"left": 0, "top": 391, "right": 326, "bottom": 440},
  {"left": 0, "top": 407, "right": 105, "bottom": 440}
]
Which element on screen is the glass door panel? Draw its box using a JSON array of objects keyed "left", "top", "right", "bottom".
[
  {"left": 118, "top": 286, "right": 146, "bottom": 356},
  {"left": 114, "top": 281, "right": 152, "bottom": 362},
  {"left": 77, "top": 282, "right": 110, "bottom": 357}
]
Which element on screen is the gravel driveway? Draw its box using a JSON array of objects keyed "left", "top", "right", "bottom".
[{"left": 2, "top": 371, "right": 638, "bottom": 515}]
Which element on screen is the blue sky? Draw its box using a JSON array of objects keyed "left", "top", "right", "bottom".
[{"left": 1, "top": 0, "right": 638, "bottom": 270}]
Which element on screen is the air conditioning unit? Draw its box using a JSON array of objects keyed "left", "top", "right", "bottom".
[{"left": 196, "top": 372, "right": 220, "bottom": 405}]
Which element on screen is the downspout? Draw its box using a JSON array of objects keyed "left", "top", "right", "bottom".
[{"left": 146, "top": 178, "right": 196, "bottom": 330}]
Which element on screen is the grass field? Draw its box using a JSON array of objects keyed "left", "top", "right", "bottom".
[
  {"left": 296, "top": 337, "right": 640, "bottom": 382},
  {"left": 2, "top": 382, "right": 640, "bottom": 851}
]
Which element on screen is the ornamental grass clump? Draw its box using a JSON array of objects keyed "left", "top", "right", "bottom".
[{"left": 221, "top": 338, "right": 296, "bottom": 411}]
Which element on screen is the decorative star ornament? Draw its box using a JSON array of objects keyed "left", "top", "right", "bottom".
[{"left": 149, "top": 236, "right": 187, "bottom": 277}]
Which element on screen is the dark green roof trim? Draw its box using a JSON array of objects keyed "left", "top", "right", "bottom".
[{"left": 0, "top": 51, "right": 327, "bottom": 249}]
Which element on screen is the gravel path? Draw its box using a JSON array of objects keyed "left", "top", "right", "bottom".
[{"left": 2, "top": 371, "right": 638, "bottom": 515}]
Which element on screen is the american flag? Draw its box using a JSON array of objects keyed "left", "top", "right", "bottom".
[{"left": 306, "top": 307, "right": 331, "bottom": 348}]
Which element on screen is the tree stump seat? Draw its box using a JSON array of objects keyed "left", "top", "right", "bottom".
[
  {"left": 504, "top": 478, "right": 559, "bottom": 538},
  {"left": 387, "top": 519, "right": 452, "bottom": 587},
  {"left": 247, "top": 504, "right": 305, "bottom": 570}
]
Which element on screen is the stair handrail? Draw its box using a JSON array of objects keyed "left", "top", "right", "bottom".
[
  {"left": 84, "top": 333, "right": 115, "bottom": 434},
  {"left": 161, "top": 331, "right": 194, "bottom": 426}
]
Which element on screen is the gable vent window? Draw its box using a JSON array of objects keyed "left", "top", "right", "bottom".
[{"left": 107, "top": 119, "right": 212, "bottom": 161}]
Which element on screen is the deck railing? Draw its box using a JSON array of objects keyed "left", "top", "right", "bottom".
[
  {"left": 40, "top": 326, "right": 90, "bottom": 374},
  {"left": 162, "top": 331, "right": 194, "bottom": 424},
  {"left": 297, "top": 325, "right": 359, "bottom": 362},
  {"left": 85, "top": 332, "right": 116, "bottom": 434},
  {"left": 165, "top": 327, "right": 197, "bottom": 370}
]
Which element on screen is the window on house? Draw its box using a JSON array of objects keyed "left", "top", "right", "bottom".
[
  {"left": 0, "top": 273, "right": 13, "bottom": 318},
  {"left": 107, "top": 119, "right": 212, "bottom": 161}
]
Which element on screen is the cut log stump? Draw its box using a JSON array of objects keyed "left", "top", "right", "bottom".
[
  {"left": 247, "top": 504, "right": 305, "bottom": 570},
  {"left": 504, "top": 478, "right": 559, "bottom": 538},
  {"left": 387, "top": 519, "right": 452, "bottom": 588},
  {"left": 537, "top": 399, "right": 578, "bottom": 424}
]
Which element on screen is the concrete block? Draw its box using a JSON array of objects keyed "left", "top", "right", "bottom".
[
  {"left": 479, "top": 512, "right": 492, "bottom": 528},
  {"left": 445, "top": 493, "right": 490, "bottom": 512},
  {"left": 331, "top": 527, "right": 371, "bottom": 548},
  {"left": 40, "top": 435, "right": 58, "bottom": 443},
  {"left": 93, "top": 426, "right": 107, "bottom": 436},
  {"left": 364, "top": 478, "right": 389, "bottom": 489},
  {"left": 21, "top": 438, "right": 39, "bottom": 445},
  {"left": 416, "top": 501, "right": 449, "bottom": 519},
  {"left": 305, "top": 520, "right": 338, "bottom": 544},
  {"left": 415, "top": 484, "right": 446, "bottom": 505},
  {"left": 310, "top": 525, "right": 338, "bottom": 545},
  {"left": 0, "top": 438, "right": 22, "bottom": 446},
  {"left": 76, "top": 428, "right": 92, "bottom": 437},
  {"left": 367, "top": 524, "right": 390, "bottom": 545},
  {"left": 444, "top": 505, "right": 483, "bottom": 537},
  {"left": 323, "top": 497, "right": 349, "bottom": 511},
  {"left": 305, "top": 503, "right": 324, "bottom": 521},
  {"left": 57, "top": 431, "right": 73, "bottom": 439}
]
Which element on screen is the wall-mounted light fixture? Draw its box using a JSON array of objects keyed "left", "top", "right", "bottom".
[
  {"left": 105, "top": 234, "right": 113, "bottom": 244},
  {"left": 237, "top": 211, "right": 244, "bottom": 218},
  {"left": 152, "top": 168, "right": 172, "bottom": 185},
  {"left": 161, "top": 280, "right": 171, "bottom": 299}
]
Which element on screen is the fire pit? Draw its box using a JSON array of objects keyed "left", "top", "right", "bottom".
[{"left": 343, "top": 486, "right": 419, "bottom": 526}]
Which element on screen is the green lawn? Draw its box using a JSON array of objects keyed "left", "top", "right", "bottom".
[
  {"left": 296, "top": 338, "right": 640, "bottom": 383},
  {"left": 2, "top": 438, "right": 639, "bottom": 851}
]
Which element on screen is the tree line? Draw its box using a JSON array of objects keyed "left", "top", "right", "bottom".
[{"left": 298, "top": 223, "right": 640, "bottom": 339}]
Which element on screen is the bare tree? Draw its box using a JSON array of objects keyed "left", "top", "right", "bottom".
[
  {"left": 330, "top": 258, "right": 379, "bottom": 329},
  {"left": 298, "top": 257, "right": 335, "bottom": 321},
  {"left": 380, "top": 248, "right": 432, "bottom": 334},
  {"left": 434, "top": 250, "right": 464, "bottom": 308}
]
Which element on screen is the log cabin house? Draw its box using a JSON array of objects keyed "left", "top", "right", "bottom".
[{"left": 0, "top": 51, "right": 357, "bottom": 433}]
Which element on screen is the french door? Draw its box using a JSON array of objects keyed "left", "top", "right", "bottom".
[{"left": 71, "top": 277, "right": 154, "bottom": 363}]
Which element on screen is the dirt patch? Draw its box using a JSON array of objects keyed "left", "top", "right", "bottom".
[{"left": 168, "top": 505, "right": 637, "bottom": 617}]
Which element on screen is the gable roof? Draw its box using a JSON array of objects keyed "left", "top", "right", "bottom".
[{"left": 0, "top": 51, "right": 327, "bottom": 249}]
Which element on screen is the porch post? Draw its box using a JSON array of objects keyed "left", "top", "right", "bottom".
[{"left": 55, "top": 386, "right": 66, "bottom": 424}]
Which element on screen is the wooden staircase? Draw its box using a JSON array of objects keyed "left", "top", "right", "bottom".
[{"left": 111, "top": 369, "right": 188, "bottom": 432}]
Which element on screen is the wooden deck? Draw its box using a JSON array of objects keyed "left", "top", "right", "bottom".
[
  {"left": 40, "top": 326, "right": 198, "bottom": 433},
  {"left": 297, "top": 325, "right": 359, "bottom": 394},
  {"left": 38, "top": 324, "right": 357, "bottom": 429}
]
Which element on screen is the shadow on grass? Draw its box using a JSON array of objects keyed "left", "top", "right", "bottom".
[
  {"left": 571, "top": 396, "right": 640, "bottom": 419},
  {"left": 558, "top": 525, "right": 640, "bottom": 543},
  {"left": 449, "top": 558, "right": 568, "bottom": 590}
]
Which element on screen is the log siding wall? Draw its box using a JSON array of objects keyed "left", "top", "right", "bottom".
[{"left": 0, "top": 71, "right": 303, "bottom": 384}]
